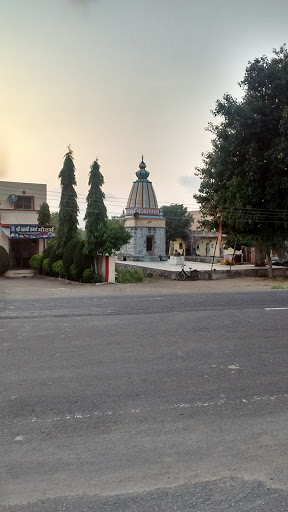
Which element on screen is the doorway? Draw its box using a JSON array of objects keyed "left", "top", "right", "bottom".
[
  {"left": 146, "top": 235, "right": 154, "bottom": 252},
  {"left": 10, "top": 239, "right": 38, "bottom": 268}
]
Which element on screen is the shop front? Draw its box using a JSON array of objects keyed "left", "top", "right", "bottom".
[{"left": 0, "top": 224, "right": 55, "bottom": 269}]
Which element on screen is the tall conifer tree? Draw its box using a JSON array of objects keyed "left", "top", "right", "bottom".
[
  {"left": 85, "top": 159, "right": 107, "bottom": 268},
  {"left": 37, "top": 202, "right": 51, "bottom": 226},
  {"left": 56, "top": 147, "right": 79, "bottom": 254}
]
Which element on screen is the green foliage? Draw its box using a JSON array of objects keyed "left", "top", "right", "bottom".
[
  {"left": 195, "top": 45, "right": 288, "bottom": 257},
  {"left": 85, "top": 159, "right": 107, "bottom": 257},
  {"left": 82, "top": 268, "right": 96, "bottom": 283},
  {"left": 223, "top": 235, "right": 255, "bottom": 251},
  {"left": 52, "top": 260, "right": 66, "bottom": 277},
  {"left": 37, "top": 202, "right": 51, "bottom": 225},
  {"left": 29, "top": 254, "right": 43, "bottom": 272},
  {"left": 69, "top": 263, "right": 78, "bottom": 280},
  {"left": 42, "top": 241, "right": 55, "bottom": 260},
  {"left": 73, "top": 240, "right": 93, "bottom": 279},
  {"left": 97, "top": 220, "right": 132, "bottom": 255},
  {"left": 50, "top": 211, "right": 59, "bottom": 231},
  {"left": 42, "top": 258, "right": 50, "bottom": 275},
  {"left": 49, "top": 245, "right": 61, "bottom": 271},
  {"left": 56, "top": 147, "right": 79, "bottom": 255},
  {"left": 0, "top": 246, "right": 10, "bottom": 274},
  {"left": 116, "top": 268, "right": 144, "bottom": 283},
  {"left": 161, "top": 204, "right": 192, "bottom": 253},
  {"left": 63, "top": 239, "right": 81, "bottom": 276}
]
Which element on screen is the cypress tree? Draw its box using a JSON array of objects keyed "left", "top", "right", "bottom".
[
  {"left": 84, "top": 159, "right": 107, "bottom": 271},
  {"left": 56, "top": 146, "right": 79, "bottom": 255},
  {"left": 37, "top": 202, "right": 51, "bottom": 226}
]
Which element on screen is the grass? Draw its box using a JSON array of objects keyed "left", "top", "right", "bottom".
[
  {"left": 116, "top": 268, "right": 144, "bottom": 283},
  {"left": 271, "top": 284, "right": 288, "bottom": 289}
]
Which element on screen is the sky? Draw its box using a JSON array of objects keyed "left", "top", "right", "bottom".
[{"left": 1, "top": 0, "right": 288, "bottom": 222}]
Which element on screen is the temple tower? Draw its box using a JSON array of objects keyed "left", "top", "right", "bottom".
[{"left": 119, "top": 157, "right": 166, "bottom": 261}]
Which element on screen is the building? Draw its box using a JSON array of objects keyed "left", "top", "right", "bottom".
[
  {"left": 169, "top": 210, "right": 234, "bottom": 260},
  {"left": 0, "top": 181, "right": 55, "bottom": 268},
  {"left": 119, "top": 158, "right": 166, "bottom": 261}
]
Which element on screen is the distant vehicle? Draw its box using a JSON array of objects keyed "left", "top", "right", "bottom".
[{"left": 271, "top": 256, "right": 288, "bottom": 266}]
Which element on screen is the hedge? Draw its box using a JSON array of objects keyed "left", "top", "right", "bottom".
[{"left": 0, "top": 246, "right": 10, "bottom": 275}]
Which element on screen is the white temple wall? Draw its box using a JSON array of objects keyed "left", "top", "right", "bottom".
[{"left": 119, "top": 226, "right": 166, "bottom": 261}]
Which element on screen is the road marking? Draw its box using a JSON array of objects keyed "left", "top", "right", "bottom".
[
  {"left": 265, "top": 307, "right": 288, "bottom": 310},
  {"left": 12, "top": 393, "right": 288, "bottom": 427}
]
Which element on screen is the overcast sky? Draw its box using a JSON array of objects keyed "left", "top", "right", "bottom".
[{"left": 1, "top": 0, "right": 288, "bottom": 219}]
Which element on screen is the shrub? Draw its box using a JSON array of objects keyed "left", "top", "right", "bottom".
[
  {"left": 83, "top": 268, "right": 95, "bottom": 283},
  {"left": 49, "top": 245, "right": 61, "bottom": 273},
  {"left": 73, "top": 241, "right": 93, "bottom": 280},
  {"left": 70, "top": 263, "right": 78, "bottom": 281},
  {"left": 42, "top": 258, "right": 50, "bottom": 275},
  {"left": 63, "top": 239, "right": 81, "bottom": 277},
  {"left": 116, "top": 268, "right": 144, "bottom": 283},
  {"left": 0, "top": 246, "right": 10, "bottom": 275},
  {"left": 220, "top": 258, "right": 235, "bottom": 266},
  {"left": 42, "top": 241, "right": 55, "bottom": 261},
  {"left": 52, "top": 260, "right": 66, "bottom": 277},
  {"left": 29, "top": 254, "right": 43, "bottom": 272}
]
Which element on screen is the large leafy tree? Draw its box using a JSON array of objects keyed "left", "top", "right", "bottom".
[
  {"left": 195, "top": 46, "right": 288, "bottom": 273},
  {"left": 56, "top": 147, "right": 79, "bottom": 255},
  {"left": 161, "top": 204, "right": 192, "bottom": 254},
  {"left": 37, "top": 202, "right": 51, "bottom": 226},
  {"left": 98, "top": 219, "right": 132, "bottom": 256},
  {"left": 84, "top": 159, "right": 108, "bottom": 268}
]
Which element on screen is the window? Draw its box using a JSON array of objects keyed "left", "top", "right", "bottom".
[
  {"left": 179, "top": 242, "right": 183, "bottom": 249},
  {"left": 14, "top": 196, "right": 33, "bottom": 210},
  {"left": 146, "top": 235, "right": 153, "bottom": 252}
]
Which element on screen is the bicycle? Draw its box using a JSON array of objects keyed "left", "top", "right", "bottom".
[{"left": 176, "top": 265, "right": 200, "bottom": 281}]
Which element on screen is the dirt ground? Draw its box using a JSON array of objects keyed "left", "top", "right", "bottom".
[{"left": 0, "top": 274, "right": 287, "bottom": 299}]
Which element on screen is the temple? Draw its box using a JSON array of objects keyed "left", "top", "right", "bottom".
[{"left": 119, "top": 157, "right": 166, "bottom": 261}]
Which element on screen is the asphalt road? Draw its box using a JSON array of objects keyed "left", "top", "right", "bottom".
[{"left": 1, "top": 289, "right": 288, "bottom": 511}]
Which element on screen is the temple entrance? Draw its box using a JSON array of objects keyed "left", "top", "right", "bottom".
[
  {"left": 146, "top": 235, "right": 154, "bottom": 252},
  {"left": 9, "top": 239, "right": 39, "bottom": 268}
]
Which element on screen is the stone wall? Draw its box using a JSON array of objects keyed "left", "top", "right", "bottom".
[
  {"left": 119, "top": 226, "right": 166, "bottom": 261},
  {"left": 116, "top": 262, "right": 288, "bottom": 281},
  {"left": 116, "top": 262, "right": 178, "bottom": 279}
]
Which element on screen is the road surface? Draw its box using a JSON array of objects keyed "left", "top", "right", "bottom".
[{"left": 1, "top": 286, "right": 288, "bottom": 510}]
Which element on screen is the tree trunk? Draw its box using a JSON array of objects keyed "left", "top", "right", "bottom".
[
  {"left": 94, "top": 256, "right": 98, "bottom": 275},
  {"left": 254, "top": 243, "right": 266, "bottom": 267},
  {"left": 266, "top": 252, "right": 273, "bottom": 279}
]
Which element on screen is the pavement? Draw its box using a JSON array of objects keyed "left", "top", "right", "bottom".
[
  {"left": 1, "top": 278, "right": 288, "bottom": 511},
  {"left": 117, "top": 258, "right": 257, "bottom": 273}
]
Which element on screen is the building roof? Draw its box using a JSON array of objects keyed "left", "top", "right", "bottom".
[{"left": 126, "top": 158, "right": 159, "bottom": 211}]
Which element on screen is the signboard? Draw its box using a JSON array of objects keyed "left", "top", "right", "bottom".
[{"left": 9, "top": 225, "right": 56, "bottom": 239}]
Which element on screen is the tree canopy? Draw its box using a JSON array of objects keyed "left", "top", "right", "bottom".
[
  {"left": 195, "top": 46, "right": 288, "bottom": 265},
  {"left": 50, "top": 211, "right": 59, "bottom": 230},
  {"left": 84, "top": 159, "right": 108, "bottom": 257},
  {"left": 85, "top": 160, "right": 132, "bottom": 259},
  {"left": 97, "top": 219, "right": 132, "bottom": 256},
  {"left": 37, "top": 202, "right": 51, "bottom": 225},
  {"left": 56, "top": 147, "right": 79, "bottom": 255},
  {"left": 161, "top": 204, "right": 192, "bottom": 253}
]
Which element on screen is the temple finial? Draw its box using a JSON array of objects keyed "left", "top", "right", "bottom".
[{"left": 142, "top": 154, "right": 144, "bottom": 162}]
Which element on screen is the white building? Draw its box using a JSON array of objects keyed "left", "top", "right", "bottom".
[
  {"left": 119, "top": 158, "right": 166, "bottom": 261},
  {"left": 0, "top": 181, "right": 55, "bottom": 268}
]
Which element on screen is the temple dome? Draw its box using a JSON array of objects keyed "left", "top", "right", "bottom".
[{"left": 126, "top": 157, "right": 159, "bottom": 211}]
